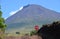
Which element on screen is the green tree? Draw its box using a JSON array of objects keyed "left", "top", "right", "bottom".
[
  {"left": 16, "top": 32, "right": 20, "bottom": 34},
  {"left": 0, "top": 6, "right": 7, "bottom": 39},
  {"left": 0, "top": 11, "right": 2, "bottom": 17},
  {"left": 30, "top": 30, "right": 37, "bottom": 36}
]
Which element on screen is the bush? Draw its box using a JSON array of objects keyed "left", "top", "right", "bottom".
[
  {"left": 30, "top": 30, "right": 37, "bottom": 36},
  {"left": 37, "top": 21, "right": 60, "bottom": 39}
]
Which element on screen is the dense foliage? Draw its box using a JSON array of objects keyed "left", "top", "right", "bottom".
[
  {"left": 30, "top": 30, "right": 37, "bottom": 36},
  {"left": 37, "top": 21, "right": 60, "bottom": 39},
  {"left": 0, "top": 7, "right": 7, "bottom": 39}
]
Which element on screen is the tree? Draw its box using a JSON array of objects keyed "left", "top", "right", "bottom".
[
  {"left": 0, "top": 11, "right": 2, "bottom": 17},
  {"left": 30, "top": 30, "right": 37, "bottom": 36},
  {"left": 37, "top": 21, "right": 60, "bottom": 39},
  {"left": 0, "top": 6, "right": 7, "bottom": 39},
  {"left": 16, "top": 32, "right": 20, "bottom": 34}
]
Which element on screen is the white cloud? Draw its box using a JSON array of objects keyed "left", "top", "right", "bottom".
[
  {"left": 4, "top": 17, "right": 7, "bottom": 19},
  {"left": 19, "top": 7, "right": 23, "bottom": 10},
  {"left": 10, "top": 6, "right": 23, "bottom": 15},
  {"left": 9, "top": 10, "right": 17, "bottom": 15}
]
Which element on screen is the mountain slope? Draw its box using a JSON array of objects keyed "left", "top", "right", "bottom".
[{"left": 5, "top": 4, "right": 60, "bottom": 33}]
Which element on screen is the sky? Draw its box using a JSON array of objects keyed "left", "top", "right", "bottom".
[{"left": 1, "top": 0, "right": 60, "bottom": 19}]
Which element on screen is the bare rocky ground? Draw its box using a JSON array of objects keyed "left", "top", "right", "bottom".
[
  {"left": 5, "top": 35, "right": 40, "bottom": 39},
  {"left": 5, "top": 36, "right": 30, "bottom": 39}
]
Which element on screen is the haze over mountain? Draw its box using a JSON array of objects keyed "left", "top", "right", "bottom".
[{"left": 5, "top": 4, "right": 60, "bottom": 33}]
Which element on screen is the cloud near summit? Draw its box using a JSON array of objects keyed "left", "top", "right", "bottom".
[{"left": 9, "top": 6, "right": 23, "bottom": 15}]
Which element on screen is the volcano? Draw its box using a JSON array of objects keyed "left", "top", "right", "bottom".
[{"left": 5, "top": 4, "right": 60, "bottom": 33}]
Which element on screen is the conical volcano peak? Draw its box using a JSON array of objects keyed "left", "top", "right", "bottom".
[
  {"left": 23, "top": 4, "right": 30, "bottom": 8},
  {"left": 23, "top": 4, "right": 59, "bottom": 13},
  {"left": 5, "top": 4, "right": 60, "bottom": 33},
  {"left": 22, "top": 4, "right": 50, "bottom": 13},
  {"left": 23, "top": 4, "right": 43, "bottom": 9},
  {"left": 24, "top": 4, "right": 41, "bottom": 7}
]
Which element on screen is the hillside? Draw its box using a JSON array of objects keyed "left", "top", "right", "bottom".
[{"left": 5, "top": 4, "right": 60, "bottom": 33}]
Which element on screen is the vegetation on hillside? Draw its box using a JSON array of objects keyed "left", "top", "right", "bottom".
[
  {"left": 0, "top": 6, "right": 7, "bottom": 39},
  {"left": 37, "top": 21, "right": 60, "bottom": 39}
]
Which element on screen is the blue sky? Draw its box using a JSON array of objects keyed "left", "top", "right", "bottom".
[{"left": 1, "top": 0, "right": 60, "bottom": 19}]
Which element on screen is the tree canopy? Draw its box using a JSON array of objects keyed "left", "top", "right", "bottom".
[
  {"left": 0, "top": 7, "right": 6, "bottom": 29},
  {"left": 37, "top": 21, "right": 60, "bottom": 39}
]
